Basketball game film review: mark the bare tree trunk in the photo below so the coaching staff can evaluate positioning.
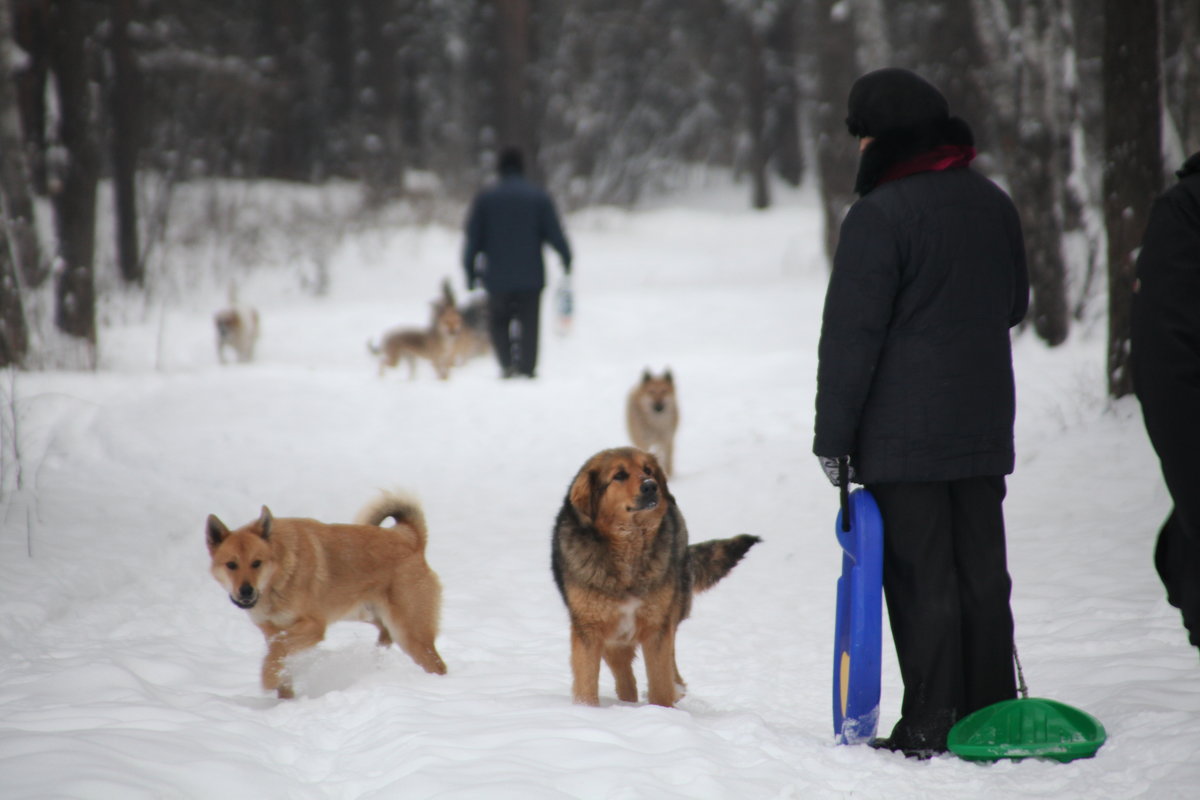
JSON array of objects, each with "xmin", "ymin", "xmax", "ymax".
[
  {"xmin": 812, "ymin": 0, "xmax": 860, "ymax": 264},
  {"xmin": 0, "ymin": 0, "xmax": 42, "ymax": 297},
  {"xmin": 256, "ymin": 0, "xmax": 312, "ymax": 180},
  {"xmin": 7, "ymin": 0, "xmax": 46, "ymax": 287},
  {"xmin": 766, "ymin": 0, "xmax": 803, "ymax": 187},
  {"xmin": 324, "ymin": 1, "xmax": 353, "ymax": 127},
  {"xmin": 1010, "ymin": 0, "xmax": 1069, "ymax": 346},
  {"xmin": 48, "ymin": 0, "xmax": 99, "ymax": 353},
  {"xmin": 745, "ymin": 18, "xmax": 770, "ymax": 209},
  {"xmin": 395, "ymin": 0, "xmax": 427, "ymax": 168},
  {"xmin": 360, "ymin": 0, "xmax": 405, "ymax": 203},
  {"xmin": 1163, "ymin": 0, "xmax": 1200, "ymax": 157},
  {"xmin": 494, "ymin": 0, "xmax": 534, "ymax": 167},
  {"xmin": 1103, "ymin": 0, "xmax": 1162, "ymax": 398},
  {"xmin": 0, "ymin": 0, "xmax": 29, "ymax": 366},
  {"xmin": 11, "ymin": 0, "xmax": 50, "ymax": 197},
  {"xmin": 109, "ymin": 0, "xmax": 141, "ymax": 286}
]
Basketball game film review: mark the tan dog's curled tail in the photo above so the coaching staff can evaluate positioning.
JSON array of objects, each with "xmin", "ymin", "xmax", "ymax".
[
  {"xmin": 688, "ymin": 534, "xmax": 761, "ymax": 593},
  {"xmin": 354, "ymin": 490, "xmax": 428, "ymax": 548}
]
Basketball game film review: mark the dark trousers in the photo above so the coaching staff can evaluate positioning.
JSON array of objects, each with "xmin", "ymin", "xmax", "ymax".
[
  {"xmin": 1134, "ymin": 311, "xmax": 1200, "ymax": 649},
  {"xmin": 487, "ymin": 290, "xmax": 541, "ymax": 377},
  {"xmin": 867, "ymin": 476, "xmax": 1017, "ymax": 751},
  {"xmin": 1154, "ymin": 512, "xmax": 1200, "ymax": 648}
]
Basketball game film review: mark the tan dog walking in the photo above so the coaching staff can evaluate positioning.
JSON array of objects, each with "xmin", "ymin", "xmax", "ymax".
[{"xmin": 206, "ymin": 492, "xmax": 446, "ymax": 698}]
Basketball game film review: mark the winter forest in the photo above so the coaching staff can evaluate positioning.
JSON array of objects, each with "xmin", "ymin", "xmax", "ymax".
[{"xmin": 0, "ymin": 0, "xmax": 1197, "ymax": 379}]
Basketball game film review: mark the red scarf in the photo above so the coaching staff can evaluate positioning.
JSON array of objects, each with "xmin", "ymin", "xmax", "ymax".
[{"xmin": 878, "ymin": 144, "xmax": 976, "ymax": 186}]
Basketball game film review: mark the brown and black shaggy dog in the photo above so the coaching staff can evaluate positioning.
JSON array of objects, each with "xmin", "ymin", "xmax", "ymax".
[{"xmin": 551, "ymin": 447, "xmax": 760, "ymax": 707}]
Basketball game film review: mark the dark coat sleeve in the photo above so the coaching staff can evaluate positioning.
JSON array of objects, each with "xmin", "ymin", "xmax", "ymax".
[
  {"xmin": 813, "ymin": 200, "xmax": 898, "ymax": 458},
  {"xmin": 540, "ymin": 194, "xmax": 572, "ymax": 271},
  {"xmin": 1005, "ymin": 203, "xmax": 1030, "ymax": 327},
  {"xmin": 463, "ymin": 195, "xmax": 484, "ymax": 288}
]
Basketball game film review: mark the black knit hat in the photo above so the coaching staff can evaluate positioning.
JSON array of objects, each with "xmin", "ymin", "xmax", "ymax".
[
  {"xmin": 845, "ymin": 68, "xmax": 949, "ymax": 138},
  {"xmin": 498, "ymin": 146, "xmax": 524, "ymax": 175}
]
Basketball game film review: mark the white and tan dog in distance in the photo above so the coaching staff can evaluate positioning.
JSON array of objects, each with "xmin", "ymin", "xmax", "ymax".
[
  {"xmin": 626, "ymin": 369, "xmax": 680, "ymax": 477},
  {"xmin": 213, "ymin": 306, "xmax": 260, "ymax": 364},
  {"xmin": 206, "ymin": 491, "xmax": 447, "ymax": 698}
]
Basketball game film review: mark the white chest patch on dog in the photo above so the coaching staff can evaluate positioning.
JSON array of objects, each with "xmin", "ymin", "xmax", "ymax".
[{"xmin": 609, "ymin": 597, "xmax": 643, "ymax": 644}]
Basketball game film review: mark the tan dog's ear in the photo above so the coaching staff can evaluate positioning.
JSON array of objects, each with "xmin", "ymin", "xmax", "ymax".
[
  {"xmin": 206, "ymin": 514, "xmax": 229, "ymax": 554},
  {"xmin": 569, "ymin": 468, "xmax": 601, "ymax": 526},
  {"xmin": 663, "ymin": 369, "xmax": 673, "ymax": 384},
  {"xmin": 641, "ymin": 368, "xmax": 652, "ymax": 383},
  {"xmin": 257, "ymin": 506, "xmax": 273, "ymax": 540}
]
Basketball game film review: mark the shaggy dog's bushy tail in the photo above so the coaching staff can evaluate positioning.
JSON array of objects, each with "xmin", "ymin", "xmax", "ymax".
[
  {"xmin": 688, "ymin": 534, "xmax": 761, "ymax": 593},
  {"xmin": 354, "ymin": 491, "xmax": 428, "ymax": 548}
]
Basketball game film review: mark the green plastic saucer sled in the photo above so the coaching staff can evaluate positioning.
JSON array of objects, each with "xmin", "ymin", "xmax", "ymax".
[
  {"xmin": 947, "ymin": 649, "xmax": 1107, "ymax": 763},
  {"xmin": 948, "ymin": 697, "xmax": 1106, "ymax": 762}
]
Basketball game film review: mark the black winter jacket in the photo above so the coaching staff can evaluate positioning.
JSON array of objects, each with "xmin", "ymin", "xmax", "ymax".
[
  {"xmin": 813, "ymin": 165, "xmax": 1029, "ymax": 484},
  {"xmin": 463, "ymin": 174, "xmax": 572, "ymax": 293},
  {"xmin": 1131, "ymin": 153, "xmax": 1200, "ymax": 502}
]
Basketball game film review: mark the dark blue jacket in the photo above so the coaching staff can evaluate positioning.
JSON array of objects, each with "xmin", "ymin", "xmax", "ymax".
[
  {"xmin": 813, "ymin": 166, "xmax": 1029, "ymax": 484},
  {"xmin": 463, "ymin": 173, "xmax": 572, "ymax": 293}
]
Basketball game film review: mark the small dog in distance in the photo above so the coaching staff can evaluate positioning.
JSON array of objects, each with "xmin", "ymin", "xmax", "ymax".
[{"xmin": 627, "ymin": 369, "xmax": 680, "ymax": 477}]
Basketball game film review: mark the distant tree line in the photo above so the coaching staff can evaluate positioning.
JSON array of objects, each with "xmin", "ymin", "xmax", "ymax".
[{"xmin": 0, "ymin": 0, "xmax": 1195, "ymax": 398}]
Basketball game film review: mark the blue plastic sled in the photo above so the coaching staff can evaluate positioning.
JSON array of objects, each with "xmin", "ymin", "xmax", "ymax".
[{"xmin": 832, "ymin": 486, "xmax": 883, "ymax": 745}]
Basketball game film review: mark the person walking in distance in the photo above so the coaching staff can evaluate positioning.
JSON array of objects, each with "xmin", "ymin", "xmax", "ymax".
[
  {"xmin": 463, "ymin": 146, "xmax": 572, "ymax": 379},
  {"xmin": 813, "ymin": 68, "xmax": 1030, "ymax": 757}
]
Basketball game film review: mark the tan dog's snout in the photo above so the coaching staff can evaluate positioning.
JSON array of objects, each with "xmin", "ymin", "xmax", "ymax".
[{"xmin": 232, "ymin": 582, "xmax": 258, "ymax": 609}]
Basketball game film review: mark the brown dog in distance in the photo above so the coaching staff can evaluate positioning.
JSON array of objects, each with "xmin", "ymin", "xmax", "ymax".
[
  {"xmin": 206, "ymin": 492, "xmax": 447, "ymax": 698},
  {"xmin": 369, "ymin": 297, "xmax": 464, "ymax": 380},
  {"xmin": 551, "ymin": 447, "xmax": 759, "ymax": 707}
]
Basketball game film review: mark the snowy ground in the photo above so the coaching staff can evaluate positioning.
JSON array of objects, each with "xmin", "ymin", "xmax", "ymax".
[{"xmin": 2, "ymin": 180, "xmax": 1198, "ymax": 799}]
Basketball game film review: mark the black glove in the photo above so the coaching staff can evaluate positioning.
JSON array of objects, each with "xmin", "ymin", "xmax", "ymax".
[{"xmin": 817, "ymin": 455, "xmax": 856, "ymax": 487}]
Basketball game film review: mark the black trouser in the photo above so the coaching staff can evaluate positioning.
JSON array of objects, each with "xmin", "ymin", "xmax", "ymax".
[
  {"xmin": 487, "ymin": 290, "xmax": 541, "ymax": 377},
  {"xmin": 1142, "ymin": 377, "xmax": 1200, "ymax": 648},
  {"xmin": 867, "ymin": 476, "xmax": 1017, "ymax": 751},
  {"xmin": 1154, "ymin": 511, "xmax": 1200, "ymax": 647},
  {"xmin": 1134, "ymin": 302, "xmax": 1200, "ymax": 650}
]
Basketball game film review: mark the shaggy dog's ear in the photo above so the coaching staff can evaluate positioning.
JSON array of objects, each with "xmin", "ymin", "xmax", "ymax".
[
  {"xmin": 257, "ymin": 506, "xmax": 273, "ymax": 540},
  {"xmin": 206, "ymin": 515, "xmax": 229, "ymax": 553},
  {"xmin": 641, "ymin": 368, "xmax": 652, "ymax": 383},
  {"xmin": 663, "ymin": 369, "xmax": 673, "ymax": 384},
  {"xmin": 569, "ymin": 468, "xmax": 601, "ymax": 526}
]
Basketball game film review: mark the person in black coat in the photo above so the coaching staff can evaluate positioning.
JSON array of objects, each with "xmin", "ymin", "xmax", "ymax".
[
  {"xmin": 1132, "ymin": 151, "xmax": 1200, "ymax": 653},
  {"xmin": 813, "ymin": 68, "xmax": 1030, "ymax": 757},
  {"xmin": 463, "ymin": 147, "xmax": 572, "ymax": 378}
]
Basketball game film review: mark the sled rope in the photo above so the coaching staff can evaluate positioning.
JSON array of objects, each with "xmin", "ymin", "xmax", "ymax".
[{"xmin": 1013, "ymin": 644, "xmax": 1029, "ymax": 700}]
